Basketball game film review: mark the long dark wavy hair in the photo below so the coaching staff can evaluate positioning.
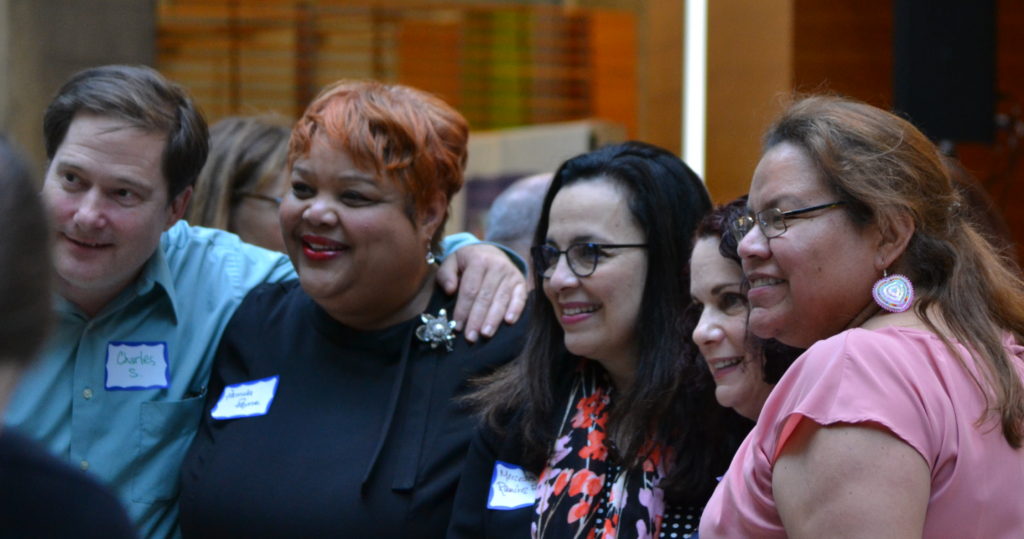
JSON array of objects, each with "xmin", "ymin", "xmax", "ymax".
[{"xmin": 469, "ymin": 141, "xmax": 749, "ymax": 504}]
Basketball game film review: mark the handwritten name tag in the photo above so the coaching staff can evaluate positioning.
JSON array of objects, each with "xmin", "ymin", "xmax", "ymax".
[
  {"xmin": 105, "ymin": 342, "xmax": 169, "ymax": 390},
  {"xmin": 210, "ymin": 376, "xmax": 279, "ymax": 420},
  {"xmin": 487, "ymin": 461, "xmax": 537, "ymax": 510}
]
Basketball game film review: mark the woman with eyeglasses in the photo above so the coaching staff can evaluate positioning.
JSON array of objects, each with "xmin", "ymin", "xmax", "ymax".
[
  {"xmin": 448, "ymin": 141, "xmax": 749, "ymax": 539},
  {"xmin": 700, "ymin": 96, "xmax": 1024, "ymax": 537},
  {"xmin": 187, "ymin": 115, "xmax": 292, "ymax": 251}
]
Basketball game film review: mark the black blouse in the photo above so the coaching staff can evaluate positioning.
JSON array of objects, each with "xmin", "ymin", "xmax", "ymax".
[{"xmin": 180, "ymin": 280, "xmax": 527, "ymax": 537}]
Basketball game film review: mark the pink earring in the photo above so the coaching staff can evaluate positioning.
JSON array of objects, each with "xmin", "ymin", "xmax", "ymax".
[{"xmin": 872, "ymin": 269, "xmax": 914, "ymax": 313}]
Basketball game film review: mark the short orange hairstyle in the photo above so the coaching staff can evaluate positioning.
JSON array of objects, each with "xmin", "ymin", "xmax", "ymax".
[{"xmin": 288, "ymin": 80, "xmax": 468, "ymax": 244}]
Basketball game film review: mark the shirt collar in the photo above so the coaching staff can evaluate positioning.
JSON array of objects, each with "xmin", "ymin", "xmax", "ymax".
[
  {"xmin": 55, "ymin": 245, "xmax": 180, "ymax": 323},
  {"xmin": 134, "ymin": 244, "xmax": 180, "ymax": 323}
]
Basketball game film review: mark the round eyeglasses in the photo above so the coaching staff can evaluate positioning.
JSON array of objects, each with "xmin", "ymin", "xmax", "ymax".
[
  {"xmin": 531, "ymin": 242, "xmax": 647, "ymax": 279},
  {"xmin": 729, "ymin": 201, "xmax": 846, "ymax": 242}
]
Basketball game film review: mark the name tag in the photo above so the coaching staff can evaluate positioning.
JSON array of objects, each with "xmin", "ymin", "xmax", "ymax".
[
  {"xmin": 105, "ymin": 342, "xmax": 169, "ymax": 390},
  {"xmin": 211, "ymin": 376, "xmax": 279, "ymax": 420},
  {"xmin": 487, "ymin": 461, "xmax": 537, "ymax": 510}
]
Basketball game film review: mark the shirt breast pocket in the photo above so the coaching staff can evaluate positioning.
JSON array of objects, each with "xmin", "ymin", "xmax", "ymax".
[{"xmin": 132, "ymin": 391, "xmax": 207, "ymax": 503}]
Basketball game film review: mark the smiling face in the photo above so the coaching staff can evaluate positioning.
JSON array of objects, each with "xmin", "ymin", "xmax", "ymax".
[
  {"xmin": 542, "ymin": 177, "xmax": 647, "ymax": 387},
  {"xmin": 690, "ymin": 237, "xmax": 772, "ymax": 420},
  {"xmin": 279, "ymin": 134, "xmax": 443, "ymax": 329},
  {"xmin": 43, "ymin": 113, "xmax": 190, "ymax": 316},
  {"xmin": 738, "ymin": 142, "xmax": 881, "ymax": 348}
]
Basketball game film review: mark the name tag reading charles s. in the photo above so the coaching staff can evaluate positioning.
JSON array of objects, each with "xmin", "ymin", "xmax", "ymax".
[
  {"xmin": 105, "ymin": 342, "xmax": 170, "ymax": 390},
  {"xmin": 486, "ymin": 461, "xmax": 538, "ymax": 510},
  {"xmin": 210, "ymin": 376, "xmax": 280, "ymax": 420}
]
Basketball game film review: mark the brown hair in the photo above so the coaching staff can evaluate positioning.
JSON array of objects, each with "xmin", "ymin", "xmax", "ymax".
[
  {"xmin": 43, "ymin": 65, "xmax": 209, "ymax": 199},
  {"xmin": 765, "ymin": 95, "xmax": 1024, "ymax": 446},
  {"xmin": 288, "ymin": 80, "xmax": 468, "ymax": 251},
  {"xmin": 188, "ymin": 115, "xmax": 291, "ymax": 230}
]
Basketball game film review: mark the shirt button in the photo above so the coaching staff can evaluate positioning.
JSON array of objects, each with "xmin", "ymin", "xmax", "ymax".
[
  {"xmin": 82, "ymin": 388, "xmax": 93, "ymax": 399},
  {"xmin": 80, "ymin": 460, "xmax": 89, "ymax": 471}
]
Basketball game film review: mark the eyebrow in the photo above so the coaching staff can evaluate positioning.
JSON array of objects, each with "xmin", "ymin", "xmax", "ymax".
[
  {"xmin": 710, "ymin": 281, "xmax": 742, "ymax": 296},
  {"xmin": 291, "ymin": 165, "xmax": 377, "ymax": 185},
  {"xmin": 54, "ymin": 160, "xmax": 154, "ymax": 195},
  {"xmin": 545, "ymin": 234, "xmax": 602, "ymax": 247}
]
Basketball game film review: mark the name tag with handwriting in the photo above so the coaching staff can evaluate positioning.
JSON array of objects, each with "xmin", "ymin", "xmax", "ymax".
[
  {"xmin": 105, "ymin": 342, "xmax": 169, "ymax": 390},
  {"xmin": 211, "ymin": 376, "xmax": 279, "ymax": 420},
  {"xmin": 487, "ymin": 461, "xmax": 537, "ymax": 510}
]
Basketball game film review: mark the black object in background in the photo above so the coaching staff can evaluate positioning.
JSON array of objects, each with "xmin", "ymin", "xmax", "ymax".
[{"xmin": 893, "ymin": 0, "xmax": 996, "ymax": 143}]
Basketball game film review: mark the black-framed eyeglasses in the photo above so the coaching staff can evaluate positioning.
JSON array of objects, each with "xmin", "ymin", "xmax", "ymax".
[
  {"xmin": 237, "ymin": 192, "xmax": 282, "ymax": 207},
  {"xmin": 729, "ymin": 201, "xmax": 846, "ymax": 242},
  {"xmin": 531, "ymin": 242, "xmax": 647, "ymax": 279}
]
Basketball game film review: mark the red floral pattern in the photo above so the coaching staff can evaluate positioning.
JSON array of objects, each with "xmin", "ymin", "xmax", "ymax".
[{"xmin": 532, "ymin": 362, "xmax": 669, "ymax": 539}]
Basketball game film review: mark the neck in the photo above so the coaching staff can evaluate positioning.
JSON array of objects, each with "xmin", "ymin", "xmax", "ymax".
[
  {"xmin": 596, "ymin": 353, "xmax": 636, "ymax": 393},
  {"xmin": 58, "ymin": 278, "xmax": 131, "ymax": 319},
  {"xmin": 324, "ymin": 267, "xmax": 438, "ymax": 331}
]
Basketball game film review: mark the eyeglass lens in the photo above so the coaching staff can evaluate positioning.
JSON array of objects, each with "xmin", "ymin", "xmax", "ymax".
[{"xmin": 535, "ymin": 244, "xmax": 599, "ymax": 278}]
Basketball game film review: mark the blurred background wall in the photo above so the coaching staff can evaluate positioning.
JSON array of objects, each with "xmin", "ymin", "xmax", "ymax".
[{"xmin": 1, "ymin": 0, "xmax": 1021, "ymax": 256}]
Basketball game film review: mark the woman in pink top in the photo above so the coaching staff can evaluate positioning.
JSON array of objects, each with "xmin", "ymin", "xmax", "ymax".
[{"xmin": 700, "ymin": 95, "xmax": 1024, "ymax": 537}]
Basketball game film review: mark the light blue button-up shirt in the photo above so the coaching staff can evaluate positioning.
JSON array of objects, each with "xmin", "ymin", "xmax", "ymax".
[
  {"xmin": 6, "ymin": 222, "xmax": 295, "ymax": 537},
  {"xmin": 4, "ymin": 221, "xmax": 490, "ymax": 538}
]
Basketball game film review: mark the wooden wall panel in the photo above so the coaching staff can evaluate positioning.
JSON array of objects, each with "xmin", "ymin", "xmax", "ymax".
[
  {"xmin": 705, "ymin": 0, "xmax": 793, "ymax": 203},
  {"xmin": 792, "ymin": 0, "xmax": 892, "ymax": 107}
]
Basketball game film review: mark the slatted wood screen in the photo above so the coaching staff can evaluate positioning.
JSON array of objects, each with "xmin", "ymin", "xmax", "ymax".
[{"xmin": 156, "ymin": 0, "xmax": 636, "ymax": 134}]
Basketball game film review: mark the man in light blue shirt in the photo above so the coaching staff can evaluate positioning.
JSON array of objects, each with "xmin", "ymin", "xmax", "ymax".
[{"xmin": 5, "ymin": 65, "xmax": 525, "ymax": 538}]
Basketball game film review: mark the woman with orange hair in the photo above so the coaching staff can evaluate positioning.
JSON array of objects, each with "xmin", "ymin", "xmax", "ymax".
[{"xmin": 179, "ymin": 80, "xmax": 528, "ymax": 537}]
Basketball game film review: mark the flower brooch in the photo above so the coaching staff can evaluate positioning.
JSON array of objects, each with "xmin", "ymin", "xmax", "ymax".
[{"xmin": 416, "ymin": 308, "xmax": 457, "ymax": 352}]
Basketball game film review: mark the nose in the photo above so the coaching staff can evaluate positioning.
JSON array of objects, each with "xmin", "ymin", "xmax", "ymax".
[
  {"xmin": 302, "ymin": 197, "xmax": 339, "ymax": 228},
  {"xmin": 692, "ymin": 310, "xmax": 724, "ymax": 351},
  {"xmin": 736, "ymin": 223, "xmax": 770, "ymax": 261},
  {"xmin": 546, "ymin": 253, "xmax": 579, "ymax": 290},
  {"xmin": 72, "ymin": 189, "xmax": 108, "ymax": 230}
]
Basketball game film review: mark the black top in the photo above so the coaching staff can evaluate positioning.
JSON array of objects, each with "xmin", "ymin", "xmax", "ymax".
[
  {"xmin": 0, "ymin": 429, "xmax": 136, "ymax": 538},
  {"xmin": 179, "ymin": 280, "xmax": 527, "ymax": 538}
]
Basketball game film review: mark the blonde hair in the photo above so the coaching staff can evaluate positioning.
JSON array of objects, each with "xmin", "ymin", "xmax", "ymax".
[{"xmin": 187, "ymin": 115, "xmax": 291, "ymax": 230}]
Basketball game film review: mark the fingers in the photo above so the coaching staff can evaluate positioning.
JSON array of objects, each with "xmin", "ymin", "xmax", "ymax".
[
  {"xmin": 435, "ymin": 254, "xmax": 460, "ymax": 294},
  {"xmin": 464, "ymin": 265, "xmax": 509, "ymax": 342},
  {"xmin": 451, "ymin": 257, "xmax": 484, "ymax": 337},
  {"xmin": 504, "ymin": 282, "xmax": 527, "ymax": 324}
]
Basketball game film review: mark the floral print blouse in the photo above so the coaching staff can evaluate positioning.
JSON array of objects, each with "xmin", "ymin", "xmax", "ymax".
[{"xmin": 532, "ymin": 362, "xmax": 699, "ymax": 539}]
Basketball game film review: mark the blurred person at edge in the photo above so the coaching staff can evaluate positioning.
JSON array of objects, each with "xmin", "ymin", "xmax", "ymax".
[
  {"xmin": 700, "ymin": 95, "xmax": 1024, "ymax": 538},
  {"xmin": 448, "ymin": 142, "xmax": 750, "ymax": 539},
  {"xmin": 4, "ymin": 64, "xmax": 525, "ymax": 538},
  {"xmin": 0, "ymin": 136, "xmax": 135, "ymax": 538},
  {"xmin": 186, "ymin": 115, "xmax": 291, "ymax": 252},
  {"xmin": 690, "ymin": 196, "xmax": 804, "ymax": 421},
  {"xmin": 485, "ymin": 172, "xmax": 554, "ymax": 286},
  {"xmin": 179, "ymin": 80, "xmax": 530, "ymax": 537}
]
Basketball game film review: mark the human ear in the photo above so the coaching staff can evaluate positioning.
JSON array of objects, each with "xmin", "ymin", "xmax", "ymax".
[
  {"xmin": 166, "ymin": 186, "xmax": 193, "ymax": 229},
  {"xmin": 874, "ymin": 211, "xmax": 915, "ymax": 270},
  {"xmin": 418, "ymin": 193, "xmax": 448, "ymax": 241}
]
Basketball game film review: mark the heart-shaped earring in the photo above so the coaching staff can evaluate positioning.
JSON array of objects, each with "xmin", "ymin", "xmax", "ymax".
[{"xmin": 872, "ymin": 270, "xmax": 914, "ymax": 313}]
